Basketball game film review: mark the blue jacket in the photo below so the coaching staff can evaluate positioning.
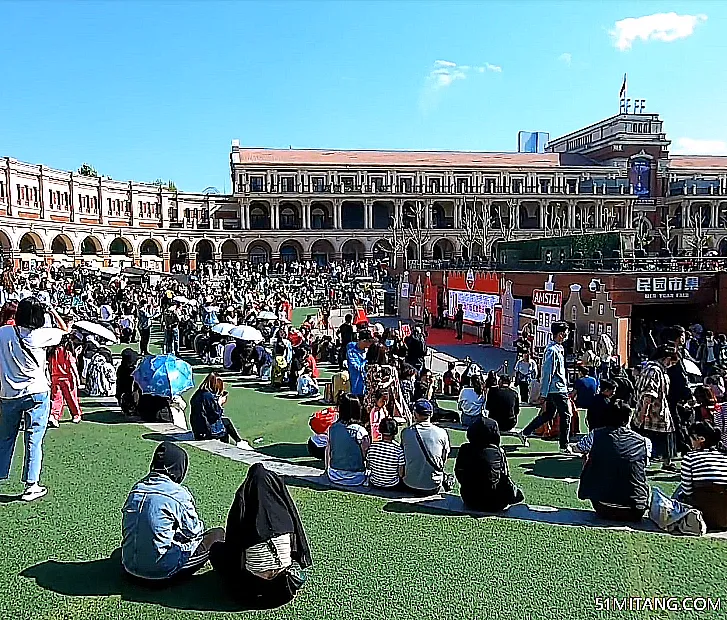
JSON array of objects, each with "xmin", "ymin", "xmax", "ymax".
[
  {"xmin": 540, "ymin": 341, "xmax": 568, "ymax": 397},
  {"xmin": 346, "ymin": 341, "xmax": 367, "ymax": 396},
  {"xmin": 190, "ymin": 389, "xmax": 225, "ymax": 439},
  {"xmin": 121, "ymin": 473, "xmax": 204, "ymax": 579}
]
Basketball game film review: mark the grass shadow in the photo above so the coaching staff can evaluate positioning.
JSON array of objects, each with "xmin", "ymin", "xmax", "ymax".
[
  {"xmin": 81, "ymin": 410, "xmax": 130, "ymax": 424},
  {"xmin": 257, "ymin": 442, "xmax": 311, "ymax": 459},
  {"xmin": 519, "ymin": 456, "xmax": 584, "ymax": 480},
  {"xmin": 142, "ymin": 431, "xmax": 195, "ymax": 443},
  {"xmin": 20, "ymin": 549, "xmax": 274, "ymax": 612},
  {"xmin": 0, "ymin": 494, "xmax": 24, "ymax": 504}
]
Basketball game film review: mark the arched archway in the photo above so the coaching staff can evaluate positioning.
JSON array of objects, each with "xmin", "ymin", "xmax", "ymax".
[
  {"xmin": 432, "ymin": 238, "xmax": 455, "ymax": 260},
  {"xmin": 250, "ymin": 202, "xmax": 271, "ymax": 230},
  {"xmin": 372, "ymin": 239, "xmax": 392, "ymax": 260},
  {"xmin": 279, "ymin": 202, "xmax": 302, "ymax": 230},
  {"xmin": 221, "ymin": 240, "xmax": 240, "ymax": 261},
  {"xmin": 140, "ymin": 238, "xmax": 162, "ymax": 257},
  {"xmin": 311, "ymin": 203, "xmax": 331, "ymax": 229},
  {"xmin": 406, "ymin": 241, "xmax": 417, "ymax": 262},
  {"xmin": 247, "ymin": 240, "xmax": 271, "ymax": 264},
  {"xmin": 342, "ymin": 239, "xmax": 366, "ymax": 262},
  {"xmin": 169, "ymin": 239, "xmax": 189, "ymax": 268},
  {"xmin": 20, "ymin": 232, "xmax": 44, "ymax": 254},
  {"xmin": 432, "ymin": 204, "xmax": 446, "ymax": 229},
  {"xmin": 51, "ymin": 234, "xmax": 73, "ymax": 255},
  {"xmin": 310, "ymin": 239, "xmax": 335, "ymax": 266},
  {"xmin": 372, "ymin": 202, "xmax": 392, "ymax": 229},
  {"xmin": 195, "ymin": 239, "xmax": 214, "ymax": 264},
  {"xmin": 109, "ymin": 237, "xmax": 132, "ymax": 257},
  {"xmin": 279, "ymin": 240, "xmax": 303, "ymax": 263},
  {"xmin": 81, "ymin": 236, "xmax": 102, "ymax": 255},
  {"xmin": 0, "ymin": 231, "xmax": 11, "ymax": 268},
  {"xmin": 342, "ymin": 201, "xmax": 364, "ymax": 229}
]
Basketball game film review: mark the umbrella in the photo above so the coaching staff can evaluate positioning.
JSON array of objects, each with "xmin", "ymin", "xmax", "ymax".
[
  {"xmin": 73, "ymin": 320, "xmax": 118, "ymax": 344},
  {"xmin": 173, "ymin": 295, "xmax": 197, "ymax": 306},
  {"xmin": 211, "ymin": 323, "xmax": 236, "ymax": 336},
  {"xmin": 132, "ymin": 354, "xmax": 194, "ymax": 397},
  {"xmin": 683, "ymin": 359, "xmax": 702, "ymax": 377},
  {"xmin": 229, "ymin": 325, "xmax": 264, "ymax": 341},
  {"xmin": 257, "ymin": 310, "xmax": 278, "ymax": 321}
]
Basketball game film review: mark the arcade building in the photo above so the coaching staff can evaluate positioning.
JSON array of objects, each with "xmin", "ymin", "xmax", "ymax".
[{"xmin": 2, "ymin": 109, "xmax": 727, "ymax": 273}]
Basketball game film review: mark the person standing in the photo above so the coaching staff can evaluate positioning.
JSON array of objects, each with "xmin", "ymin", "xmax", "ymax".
[
  {"xmin": 0, "ymin": 298, "xmax": 68, "ymax": 501},
  {"xmin": 346, "ymin": 330, "xmax": 373, "ymax": 398},
  {"xmin": 513, "ymin": 351, "xmax": 538, "ymax": 404},
  {"xmin": 521, "ymin": 321, "xmax": 573, "ymax": 454},
  {"xmin": 47, "ymin": 335, "xmax": 82, "ymax": 427},
  {"xmin": 163, "ymin": 303, "xmax": 181, "ymax": 356},
  {"xmin": 137, "ymin": 300, "xmax": 157, "ymax": 356},
  {"xmin": 454, "ymin": 304, "xmax": 464, "ymax": 341},
  {"xmin": 482, "ymin": 307, "xmax": 493, "ymax": 345}
]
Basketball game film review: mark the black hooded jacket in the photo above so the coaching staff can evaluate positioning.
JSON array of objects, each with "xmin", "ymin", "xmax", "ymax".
[{"xmin": 454, "ymin": 418, "xmax": 524, "ymax": 512}]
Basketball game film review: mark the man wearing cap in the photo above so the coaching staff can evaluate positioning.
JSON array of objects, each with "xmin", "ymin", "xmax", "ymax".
[{"xmin": 401, "ymin": 399, "xmax": 451, "ymax": 494}]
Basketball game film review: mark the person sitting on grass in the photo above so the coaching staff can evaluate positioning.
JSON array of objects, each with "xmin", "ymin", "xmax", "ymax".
[
  {"xmin": 296, "ymin": 365, "xmax": 319, "ymax": 398},
  {"xmin": 366, "ymin": 417, "xmax": 405, "ymax": 489},
  {"xmin": 442, "ymin": 362, "xmax": 461, "ymax": 396},
  {"xmin": 485, "ymin": 375, "xmax": 520, "ymax": 434},
  {"xmin": 190, "ymin": 372, "xmax": 249, "ymax": 449},
  {"xmin": 577, "ymin": 400, "xmax": 651, "ymax": 522},
  {"xmin": 210, "ymin": 463, "xmax": 312, "ymax": 609},
  {"xmin": 368, "ymin": 389, "xmax": 389, "ymax": 442},
  {"xmin": 571, "ymin": 365, "xmax": 598, "ymax": 412},
  {"xmin": 401, "ymin": 399, "xmax": 451, "ymax": 495},
  {"xmin": 325, "ymin": 393, "xmax": 370, "ymax": 486},
  {"xmin": 116, "ymin": 348, "xmax": 140, "ymax": 416},
  {"xmin": 455, "ymin": 417, "xmax": 524, "ymax": 512},
  {"xmin": 674, "ymin": 421, "xmax": 727, "ymax": 530},
  {"xmin": 308, "ymin": 405, "xmax": 338, "ymax": 460},
  {"xmin": 458, "ymin": 374, "xmax": 486, "ymax": 428},
  {"xmin": 121, "ymin": 442, "xmax": 225, "ymax": 583},
  {"xmin": 586, "ymin": 378, "xmax": 615, "ymax": 431}
]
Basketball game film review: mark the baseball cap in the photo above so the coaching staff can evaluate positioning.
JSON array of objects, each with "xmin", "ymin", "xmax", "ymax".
[{"xmin": 413, "ymin": 399, "xmax": 433, "ymax": 417}]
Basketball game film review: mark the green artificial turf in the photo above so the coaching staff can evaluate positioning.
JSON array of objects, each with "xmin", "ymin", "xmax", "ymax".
[{"xmin": 1, "ymin": 315, "xmax": 724, "ymax": 619}]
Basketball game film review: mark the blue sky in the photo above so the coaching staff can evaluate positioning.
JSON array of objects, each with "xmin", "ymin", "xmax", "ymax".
[{"xmin": 1, "ymin": 1, "xmax": 725, "ymax": 192}]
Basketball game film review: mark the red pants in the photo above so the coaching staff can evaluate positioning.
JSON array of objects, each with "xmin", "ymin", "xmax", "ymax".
[{"xmin": 50, "ymin": 377, "xmax": 82, "ymax": 421}]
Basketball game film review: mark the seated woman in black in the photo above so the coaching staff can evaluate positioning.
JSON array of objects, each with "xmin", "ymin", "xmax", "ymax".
[
  {"xmin": 190, "ymin": 373, "xmax": 247, "ymax": 449},
  {"xmin": 455, "ymin": 417, "xmax": 524, "ymax": 512},
  {"xmin": 116, "ymin": 348, "xmax": 141, "ymax": 416},
  {"xmin": 578, "ymin": 400, "xmax": 650, "ymax": 522},
  {"xmin": 210, "ymin": 463, "xmax": 313, "ymax": 609}
]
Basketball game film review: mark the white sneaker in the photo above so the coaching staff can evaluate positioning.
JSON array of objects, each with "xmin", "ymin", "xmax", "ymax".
[
  {"xmin": 21, "ymin": 484, "xmax": 48, "ymax": 502},
  {"xmin": 47, "ymin": 417, "xmax": 59, "ymax": 429},
  {"xmin": 236, "ymin": 440, "xmax": 253, "ymax": 451},
  {"xmin": 559, "ymin": 446, "xmax": 575, "ymax": 456}
]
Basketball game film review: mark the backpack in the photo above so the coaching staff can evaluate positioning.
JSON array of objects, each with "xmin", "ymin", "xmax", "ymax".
[
  {"xmin": 534, "ymin": 398, "xmax": 580, "ymax": 438},
  {"xmin": 310, "ymin": 407, "xmax": 337, "ymax": 435}
]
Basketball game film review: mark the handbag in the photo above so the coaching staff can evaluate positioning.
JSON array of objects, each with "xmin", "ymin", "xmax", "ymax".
[{"xmin": 649, "ymin": 487, "xmax": 706, "ymax": 536}]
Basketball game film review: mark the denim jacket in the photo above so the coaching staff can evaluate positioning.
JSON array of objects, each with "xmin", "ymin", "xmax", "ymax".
[
  {"xmin": 121, "ymin": 473, "xmax": 204, "ymax": 579},
  {"xmin": 539, "ymin": 341, "xmax": 568, "ymax": 397}
]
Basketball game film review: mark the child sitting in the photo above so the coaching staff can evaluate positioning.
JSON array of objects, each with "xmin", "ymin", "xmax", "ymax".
[
  {"xmin": 297, "ymin": 367, "xmax": 319, "ymax": 398},
  {"xmin": 368, "ymin": 390, "xmax": 389, "ymax": 442},
  {"xmin": 366, "ymin": 417, "xmax": 405, "ymax": 489}
]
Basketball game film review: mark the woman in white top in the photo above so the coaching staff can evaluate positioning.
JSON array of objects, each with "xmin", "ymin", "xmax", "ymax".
[
  {"xmin": 0, "ymin": 297, "xmax": 68, "ymax": 501},
  {"xmin": 458, "ymin": 375, "xmax": 486, "ymax": 428}
]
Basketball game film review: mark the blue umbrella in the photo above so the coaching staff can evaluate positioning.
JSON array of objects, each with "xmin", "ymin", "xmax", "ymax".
[{"xmin": 132, "ymin": 354, "xmax": 195, "ymax": 397}]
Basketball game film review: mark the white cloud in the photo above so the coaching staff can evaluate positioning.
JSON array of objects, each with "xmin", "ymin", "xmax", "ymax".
[
  {"xmin": 558, "ymin": 52, "xmax": 572, "ymax": 65},
  {"xmin": 425, "ymin": 59, "xmax": 501, "ymax": 91},
  {"xmin": 672, "ymin": 138, "xmax": 727, "ymax": 156},
  {"xmin": 610, "ymin": 12, "xmax": 707, "ymax": 51},
  {"xmin": 421, "ymin": 59, "xmax": 502, "ymax": 113}
]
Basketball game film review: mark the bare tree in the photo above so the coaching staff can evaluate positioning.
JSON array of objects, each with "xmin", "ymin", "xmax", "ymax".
[
  {"xmin": 544, "ymin": 202, "xmax": 565, "ymax": 237},
  {"xmin": 497, "ymin": 199, "xmax": 518, "ymax": 242},
  {"xmin": 633, "ymin": 212, "xmax": 651, "ymax": 251},
  {"xmin": 601, "ymin": 204, "xmax": 620, "ymax": 231},
  {"xmin": 387, "ymin": 206, "xmax": 407, "ymax": 269},
  {"xmin": 473, "ymin": 200, "xmax": 491, "ymax": 260},
  {"xmin": 655, "ymin": 206, "xmax": 676, "ymax": 254},
  {"xmin": 683, "ymin": 206, "xmax": 713, "ymax": 258},
  {"xmin": 403, "ymin": 200, "xmax": 430, "ymax": 269},
  {"xmin": 456, "ymin": 196, "xmax": 479, "ymax": 262}
]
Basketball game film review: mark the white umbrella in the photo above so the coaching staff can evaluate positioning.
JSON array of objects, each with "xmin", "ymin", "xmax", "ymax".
[
  {"xmin": 173, "ymin": 295, "xmax": 197, "ymax": 305},
  {"xmin": 229, "ymin": 325, "xmax": 264, "ymax": 341},
  {"xmin": 683, "ymin": 359, "xmax": 702, "ymax": 377},
  {"xmin": 211, "ymin": 322, "xmax": 236, "ymax": 336},
  {"xmin": 257, "ymin": 310, "xmax": 278, "ymax": 321},
  {"xmin": 73, "ymin": 320, "xmax": 119, "ymax": 344}
]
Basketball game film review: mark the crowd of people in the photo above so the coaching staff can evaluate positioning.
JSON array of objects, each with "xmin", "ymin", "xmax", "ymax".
[{"xmin": 2, "ymin": 256, "xmax": 727, "ymax": 606}]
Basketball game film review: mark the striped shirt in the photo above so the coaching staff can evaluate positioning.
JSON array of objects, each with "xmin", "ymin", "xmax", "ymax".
[
  {"xmin": 245, "ymin": 533, "xmax": 292, "ymax": 578},
  {"xmin": 680, "ymin": 449, "xmax": 727, "ymax": 497},
  {"xmin": 366, "ymin": 441, "xmax": 405, "ymax": 488},
  {"xmin": 714, "ymin": 403, "xmax": 727, "ymax": 452}
]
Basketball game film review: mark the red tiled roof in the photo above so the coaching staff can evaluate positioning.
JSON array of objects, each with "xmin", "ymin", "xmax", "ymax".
[
  {"xmin": 234, "ymin": 148, "xmax": 561, "ymax": 168},
  {"xmin": 670, "ymin": 155, "xmax": 727, "ymax": 169}
]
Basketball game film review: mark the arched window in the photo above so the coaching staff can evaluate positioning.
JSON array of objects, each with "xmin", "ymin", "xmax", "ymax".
[
  {"xmin": 280, "ymin": 206, "xmax": 300, "ymax": 230},
  {"xmin": 311, "ymin": 207, "xmax": 327, "ymax": 229}
]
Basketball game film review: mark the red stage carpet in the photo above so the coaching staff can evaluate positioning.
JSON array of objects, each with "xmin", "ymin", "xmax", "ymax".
[{"xmin": 424, "ymin": 327, "xmax": 479, "ymax": 347}]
